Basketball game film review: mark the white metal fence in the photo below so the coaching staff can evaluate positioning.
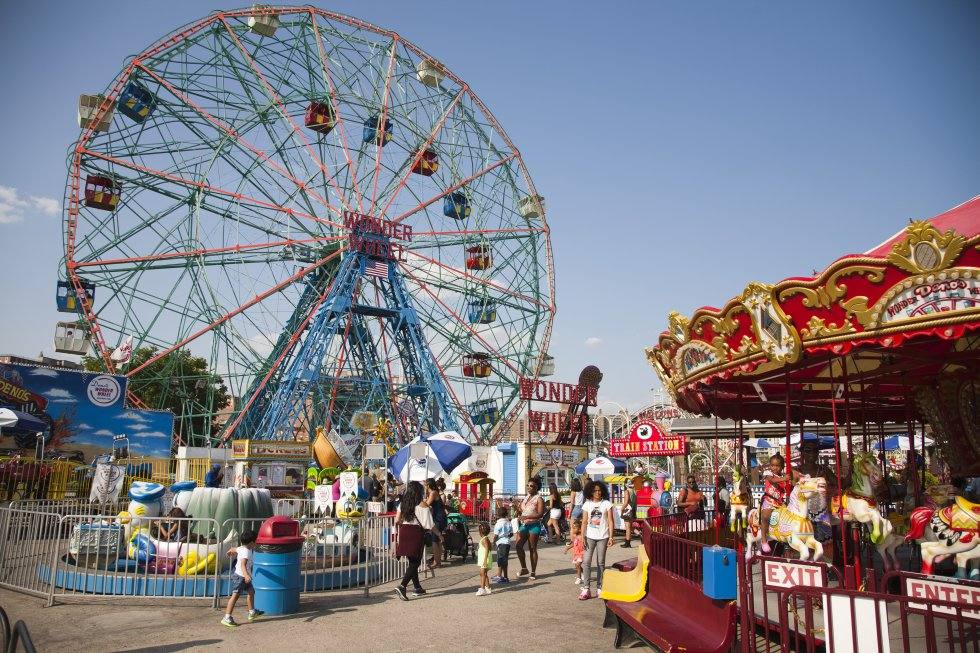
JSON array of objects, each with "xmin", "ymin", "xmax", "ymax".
[{"xmin": 0, "ymin": 505, "xmax": 407, "ymax": 606}]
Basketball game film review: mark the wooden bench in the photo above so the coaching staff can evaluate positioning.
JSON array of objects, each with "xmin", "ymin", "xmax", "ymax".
[{"xmin": 603, "ymin": 529, "xmax": 736, "ymax": 652}]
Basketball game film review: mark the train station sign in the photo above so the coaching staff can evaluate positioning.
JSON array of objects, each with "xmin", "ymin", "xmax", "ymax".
[{"xmin": 609, "ymin": 420, "xmax": 687, "ymax": 457}]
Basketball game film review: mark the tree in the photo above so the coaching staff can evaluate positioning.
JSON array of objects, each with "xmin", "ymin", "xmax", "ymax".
[{"xmin": 82, "ymin": 347, "xmax": 231, "ymax": 445}]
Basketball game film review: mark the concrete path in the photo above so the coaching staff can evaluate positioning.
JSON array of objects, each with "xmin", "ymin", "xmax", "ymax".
[{"xmin": 0, "ymin": 538, "xmax": 639, "ymax": 652}]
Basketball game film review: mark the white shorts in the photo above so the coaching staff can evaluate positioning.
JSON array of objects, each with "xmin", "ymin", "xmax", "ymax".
[{"xmin": 549, "ymin": 508, "xmax": 562, "ymax": 519}]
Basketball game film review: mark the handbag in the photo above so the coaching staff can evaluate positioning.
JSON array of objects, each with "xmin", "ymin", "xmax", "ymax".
[{"xmin": 395, "ymin": 522, "xmax": 424, "ymax": 558}]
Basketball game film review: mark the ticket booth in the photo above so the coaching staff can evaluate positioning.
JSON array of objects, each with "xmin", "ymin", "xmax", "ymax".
[
  {"xmin": 231, "ymin": 440, "xmax": 311, "ymax": 498},
  {"xmin": 453, "ymin": 471, "xmax": 494, "ymax": 518}
]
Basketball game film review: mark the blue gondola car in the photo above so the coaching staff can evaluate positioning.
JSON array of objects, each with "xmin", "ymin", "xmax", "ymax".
[
  {"xmin": 117, "ymin": 81, "xmax": 158, "ymax": 123},
  {"xmin": 362, "ymin": 114, "xmax": 393, "ymax": 145},
  {"xmin": 442, "ymin": 192, "xmax": 471, "ymax": 220},
  {"xmin": 467, "ymin": 299, "xmax": 496, "ymax": 325},
  {"xmin": 56, "ymin": 280, "xmax": 95, "ymax": 313},
  {"xmin": 469, "ymin": 399, "xmax": 500, "ymax": 427}
]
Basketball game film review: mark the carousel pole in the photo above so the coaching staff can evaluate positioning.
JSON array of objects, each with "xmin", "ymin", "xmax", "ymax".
[
  {"xmin": 713, "ymin": 409, "xmax": 720, "ymax": 545},
  {"xmin": 905, "ymin": 392, "xmax": 921, "ymax": 507},
  {"xmin": 842, "ymin": 356, "xmax": 854, "ymax": 472},
  {"xmin": 784, "ymin": 369, "xmax": 792, "ymax": 481},
  {"xmin": 829, "ymin": 357, "xmax": 850, "ymax": 585}
]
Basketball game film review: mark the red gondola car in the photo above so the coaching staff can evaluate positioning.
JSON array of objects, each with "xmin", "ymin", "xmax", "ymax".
[
  {"xmin": 84, "ymin": 175, "xmax": 120, "ymax": 211},
  {"xmin": 411, "ymin": 148, "xmax": 439, "ymax": 176},
  {"xmin": 461, "ymin": 352, "xmax": 492, "ymax": 378},
  {"xmin": 465, "ymin": 244, "xmax": 492, "ymax": 271},
  {"xmin": 305, "ymin": 101, "xmax": 336, "ymax": 134}
]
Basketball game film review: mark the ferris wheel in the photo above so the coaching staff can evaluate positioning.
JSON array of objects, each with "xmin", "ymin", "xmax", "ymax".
[{"xmin": 60, "ymin": 6, "xmax": 555, "ymax": 448}]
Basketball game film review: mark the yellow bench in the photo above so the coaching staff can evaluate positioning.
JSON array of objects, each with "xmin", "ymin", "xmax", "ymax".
[{"xmin": 599, "ymin": 544, "xmax": 649, "ymax": 603}]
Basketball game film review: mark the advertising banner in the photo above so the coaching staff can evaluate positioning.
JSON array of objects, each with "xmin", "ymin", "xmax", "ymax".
[{"xmin": 0, "ymin": 363, "xmax": 173, "ymax": 458}]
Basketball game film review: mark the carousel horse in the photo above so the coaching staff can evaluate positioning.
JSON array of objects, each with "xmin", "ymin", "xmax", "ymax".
[
  {"xmin": 906, "ymin": 495, "xmax": 980, "ymax": 579},
  {"xmin": 746, "ymin": 475, "xmax": 826, "ymax": 561},
  {"xmin": 828, "ymin": 451, "xmax": 893, "ymax": 545},
  {"xmin": 729, "ymin": 465, "xmax": 752, "ymax": 532}
]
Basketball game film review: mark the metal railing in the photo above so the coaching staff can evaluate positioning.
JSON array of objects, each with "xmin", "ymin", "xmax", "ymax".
[
  {"xmin": 0, "ymin": 503, "xmax": 408, "ymax": 605},
  {"xmin": 0, "ymin": 605, "xmax": 36, "ymax": 653}
]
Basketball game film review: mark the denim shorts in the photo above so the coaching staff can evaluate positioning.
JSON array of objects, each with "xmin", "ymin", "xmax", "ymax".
[
  {"xmin": 518, "ymin": 521, "xmax": 542, "ymax": 536},
  {"xmin": 496, "ymin": 543, "xmax": 510, "ymax": 567},
  {"xmin": 570, "ymin": 506, "xmax": 583, "ymax": 521},
  {"xmin": 230, "ymin": 574, "xmax": 252, "ymax": 594}
]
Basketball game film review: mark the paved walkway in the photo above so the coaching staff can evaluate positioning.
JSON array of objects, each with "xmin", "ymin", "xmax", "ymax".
[{"xmin": 0, "ymin": 538, "xmax": 638, "ymax": 652}]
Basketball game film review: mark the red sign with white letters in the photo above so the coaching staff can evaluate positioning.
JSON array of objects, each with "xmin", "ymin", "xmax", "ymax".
[
  {"xmin": 609, "ymin": 420, "xmax": 687, "ymax": 458},
  {"xmin": 762, "ymin": 559, "xmax": 827, "ymax": 590}
]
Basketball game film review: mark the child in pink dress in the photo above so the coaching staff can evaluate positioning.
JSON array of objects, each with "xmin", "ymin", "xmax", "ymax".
[{"xmin": 564, "ymin": 521, "xmax": 586, "ymax": 584}]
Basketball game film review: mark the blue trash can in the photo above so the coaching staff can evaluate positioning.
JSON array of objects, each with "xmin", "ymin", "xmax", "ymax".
[
  {"xmin": 702, "ymin": 545, "xmax": 737, "ymax": 600},
  {"xmin": 252, "ymin": 516, "xmax": 305, "ymax": 615}
]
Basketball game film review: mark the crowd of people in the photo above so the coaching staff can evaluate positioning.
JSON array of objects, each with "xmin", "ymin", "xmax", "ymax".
[{"xmin": 393, "ymin": 476, "xmax": 630, "ymax": 602}]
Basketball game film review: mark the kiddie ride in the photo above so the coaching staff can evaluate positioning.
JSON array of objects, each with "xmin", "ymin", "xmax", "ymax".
[{"xmin": 604, "ymin": 204, "xmax": 980, "ymax": 652}]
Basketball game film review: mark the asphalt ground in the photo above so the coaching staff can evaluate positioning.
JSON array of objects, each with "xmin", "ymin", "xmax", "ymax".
[{"xmin": 0, "ymin": 535, "xmax": 638, "ymax": 652}]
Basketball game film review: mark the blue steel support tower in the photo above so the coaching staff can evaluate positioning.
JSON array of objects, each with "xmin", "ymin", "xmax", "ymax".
[{"xmin": 239, "ymin": 214, "xmax": 459, "ymax": 448}]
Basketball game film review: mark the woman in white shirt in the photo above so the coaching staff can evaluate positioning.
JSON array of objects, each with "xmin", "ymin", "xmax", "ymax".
[{"xmin": 578, "ymin": 480, "xmax": 615, "ymax": 600}]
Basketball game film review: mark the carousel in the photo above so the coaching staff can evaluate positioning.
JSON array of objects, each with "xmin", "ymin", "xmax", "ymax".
[{"xmin": 601, "ymin": 197, "xmax": 980, "ymax": 653}]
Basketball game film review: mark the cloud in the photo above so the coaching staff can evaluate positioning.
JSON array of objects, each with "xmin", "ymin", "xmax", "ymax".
[
  {"xmin": 129, "ymin": 423, "xmax": 150, "ymax": 431},
  {"xmin": 76, "ymin": 423, "xmax": 92, "ymax": 430},
  {"xmin": 42, "ymin": 388, "xmax": 77, "ymax": 403},
  {"xmin": 29, "ymin": 368, "xmax": 59, "ymax": 377},
  {"xmin": 118, "ymin": 411, "xmax": 149, "ymax": 424},
  {"xmin": 585, "ymin": 337, "xmax": 603, "ymax": 348},
  {"xmin": 131, "ymin": 431, "xmax": 168, "ymax": 439},
  {"xmin": 0, "ymin": 185, "xmax": 59, "ymax": 224},
  {"xmin": 92, "ymin": 429, "xmax": 116, "ymax": 437}
]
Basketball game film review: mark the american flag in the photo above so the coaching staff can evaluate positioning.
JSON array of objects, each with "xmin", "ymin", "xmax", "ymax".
[{"xmin": 365, "ymin": 260, "xmax": 389, "ymax": 278}]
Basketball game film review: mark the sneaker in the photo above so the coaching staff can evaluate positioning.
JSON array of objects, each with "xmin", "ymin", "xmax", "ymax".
[
  {"xmin": 498, "ymin": 577, "xmax": 510, "ymax": 584},
  {"xmin": 475, "ymin": 587, "xmax": 487, "ymax": 596},
  {"xmin": 760, "ymin": 542, "xmax": 772, "ymax": 555},
  {"xmin": 410, "ymin": 588, "xmax": 426, "ymax": 597},
  {"xmin": 394, "ymin": 585, "xmax": 408, "ymax": 601},
  {"xmin": 578, "ymin": 589, "xmax": 591, "ymax": 601},
  {"xmin": 221, "ymin": 616, "xmax": 238, "ymax": 628},
  {"xmin": 491, "ymin": 576, "xmax": 503, "ymax": 583},
  {"xmin": 247, "ymin": 609, "xmax": 264, "ymax": 622},
  {"xmin": 621, "ymin": 541, "xmax": 632, "ymax": 548},
  {"xmin": 484, "ymin": 587, "xmax": 492, "ymax": 595},
  {"xmin": 574, "ymin": 576, "xmax": 582, "ymax": 585},
  {"xmin": 529, "ymin": 574, "xmax": 537, "ymax": 580}
]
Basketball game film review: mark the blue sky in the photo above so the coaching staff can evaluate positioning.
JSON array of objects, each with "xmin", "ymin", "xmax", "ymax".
[{"xmin": 0, "ymin": 1, "xmax": 977, "ymax": 413}]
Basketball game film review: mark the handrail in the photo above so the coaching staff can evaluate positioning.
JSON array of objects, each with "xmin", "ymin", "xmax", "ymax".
[{"xmin": 0, "ymin": 605, "xmax": 36, "ymax": 653}]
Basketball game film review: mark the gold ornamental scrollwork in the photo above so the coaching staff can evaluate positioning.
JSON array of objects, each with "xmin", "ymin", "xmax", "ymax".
[
  {"xmin": 691, "ymin": 306, "xmax": 744, "ymax": 338},
  {"xmin": 887, "ymin": 221, "xmax": 966, "ymax": 275},
  {"xmin": 667, "ymin": 311, "xmax": 690, "ymax": 342},
  {"xmin": 800, "ymin": 316, "xmax": 856, "ymax": 339},
  {"xmin": 740, "ymin": 281, "xmax": 802, "ymax": 364},
  {"xmin": 778, "ymin": 265, "xmax": 886, "ymax": 308}
]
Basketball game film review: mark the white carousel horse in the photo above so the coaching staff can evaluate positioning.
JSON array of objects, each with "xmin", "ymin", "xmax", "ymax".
[
  {"xmin": 746, "ymin": 476, "xmax": 826, "ymax": 561},
  {"xmin": 828, "ymin": 451, "xmax": 893, "ymax": 546},
  {"xmin": 729, "ymin": 465, "xmax": 752, "ymax": 532},
  {"xmin": 906, "ymin": 496, "xmax": 980, "ymax": 579}
]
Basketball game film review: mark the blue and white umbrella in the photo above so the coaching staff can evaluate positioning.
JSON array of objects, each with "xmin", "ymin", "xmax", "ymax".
[
  {"xmin": 575, "ymin": 456, "xmax": 627, "ymax": 476},
  {"xmin": 874, "ymin": 435, "xmax": 934, "ymax": 452},
  {"xmin": 743, "ymin": 433, "xmax": 835, "ymax": 450},
  {"xmin": 388, "ymin": 431, "xmax": 472, "ymax": 483}
]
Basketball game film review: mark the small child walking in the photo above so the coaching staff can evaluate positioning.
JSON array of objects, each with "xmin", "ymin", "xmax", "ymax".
[
  {"xmin": 222, "ymin": 530, "xmax": 264, "ymax": 627},
  {"xmin": 564, "ymin": 521, "xmax": 585, "ymax": 584},
  {"xmin": 475, "ymin": 522, "xmax": 493, "ymax": 596},
  {"xmin": 491, "ymin": 505, "xmax": 512, "ymax": 584}
]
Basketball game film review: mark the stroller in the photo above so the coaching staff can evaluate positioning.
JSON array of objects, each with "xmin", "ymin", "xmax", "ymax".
[{"xmin": 441, "ymin": 512, "xmax": 474, "ymax": 561}]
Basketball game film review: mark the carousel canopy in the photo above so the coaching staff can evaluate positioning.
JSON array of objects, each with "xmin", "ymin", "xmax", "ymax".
[{"xmin": 646, "ymin": 196, "xmax": 980, "ymax": 475}]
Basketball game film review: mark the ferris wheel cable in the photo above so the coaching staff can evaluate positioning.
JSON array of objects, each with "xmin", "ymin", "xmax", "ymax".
[
  {"xmin": 77, "ymin": 148, "xmax": 344, "ymax": 230},
  {"xmin": 376, "ymin": 87, "xmax": 466, "ymax": 219},
  {"xmin": 125, "ymin": 246, "xmax": 345, "ymax": 378},
  {"xmin": 399, "ymin": 252, "xmax": 549, "ymax": 311},
  {"xmin": 309, "ymin": 15, "xmax": 364, "ymax": 214},
  {"xmin": 72, "ymin": 235, "xmax": 345, "ymax": 269},
  {"xmin": 366, "ymin": 36, "xmax": 399, "ymax": 215},
  {"xmin": 217, "ymin": 17, "xmax": 359, "ymax": 217},
  {"xmin": 411, "ymin": 227, "xmax": 541, "ymax": 238},
  {"xmin": 400, "ymin": 269, "xmax": 520, "ymax": 376},
  {"xmin": 388, "ymin": 153, "xmax": 516, "ymax": 225}
]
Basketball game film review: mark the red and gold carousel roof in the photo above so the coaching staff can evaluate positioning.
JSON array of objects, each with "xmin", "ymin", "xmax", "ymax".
[{"xmin": 646, "ymin": 197, "xmax": 979, "ymax": 472}]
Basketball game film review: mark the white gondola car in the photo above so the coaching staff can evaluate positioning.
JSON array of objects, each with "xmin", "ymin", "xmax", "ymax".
[
  {"xmin": 518, "ymin": 194, "xmax": 545, "ymax": 220},
  {"xmin": 416, "ymin": 59, "xmax": 445, "ymax": 87},
  {"xmin": 247, "ymin": 4, "xmax": 279, "ymax": 37},
  {"xmin": 53, "ymin": 322, "xmax": 91, "ymax": 355},
  {"xmin": 539, "ymin": 353, "xmax": 555, "ymax": 377},
  {"xmin": 77, "ymin": 94, "xmax": 113, "ymax": 132}
]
